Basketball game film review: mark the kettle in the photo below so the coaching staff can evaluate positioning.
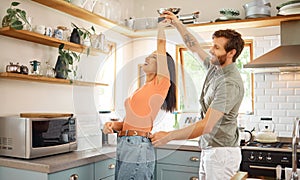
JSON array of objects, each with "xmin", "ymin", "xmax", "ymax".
[
  {"xmin": 255, "ymin": 118, "xmax": 277, "ymax": 143},
  {"xmin": 239, "ymin": 127, "xmax": 253, "ymax": 146}
]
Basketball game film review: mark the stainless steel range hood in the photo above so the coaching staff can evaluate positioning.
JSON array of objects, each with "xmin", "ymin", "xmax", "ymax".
[{"xmin": 244, "ymin": 20, "xmax": 300, "ymax": 72}]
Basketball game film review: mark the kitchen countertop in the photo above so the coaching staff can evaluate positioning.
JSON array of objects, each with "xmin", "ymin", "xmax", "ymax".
[
  {"xmin": 157, "ymin": 140, "xmax": 201, "ymax": 152},
  {"xmin": 0, "ymin": 146, "xmax": 116, "ymax": 173},
  {"xmin": 0, "ymin": 140, "xmax": 200, "ymax": 173}
]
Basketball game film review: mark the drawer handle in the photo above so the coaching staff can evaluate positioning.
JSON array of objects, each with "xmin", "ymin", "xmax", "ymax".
[
  {"xmin": 70, "ymin": 174, "xmax": 79, "ymax": 180},
  {"xmin": 190, "ymin": 177, "xmax": 199, "ymax": 180},
  {"xmin": 190, "ymin": 156, "xmax": 199, "ymax": 162},
  {"xmin": 108, "ymin": 164, "xmax": 115, "ymax": 169}
]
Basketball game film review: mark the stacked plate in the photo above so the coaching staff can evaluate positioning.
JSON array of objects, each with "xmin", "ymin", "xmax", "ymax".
[{"xmin": 277, "ymin": 1, "xmax": 300, "ymax": 15}]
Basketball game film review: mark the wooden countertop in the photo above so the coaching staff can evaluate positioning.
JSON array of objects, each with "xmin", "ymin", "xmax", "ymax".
[{"xmin": 0, "ymin": 140, "xmax": 200, "ymax": 173}]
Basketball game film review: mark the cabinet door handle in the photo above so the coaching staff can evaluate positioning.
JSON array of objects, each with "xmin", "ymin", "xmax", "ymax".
[
  {"xmin": 190, "ymin": 177, "xmax": 199, "ymax": 180},
  {"xmin": 108, "ymin": 164, "xmax": 115, "ymax": 169},
  {"xmin": 69, "ymin": 174, "xmax": 79, "ymax": 180},
  {"xmin": 190, "ymin": 156, "xmax": 199, "ymax": 162}
]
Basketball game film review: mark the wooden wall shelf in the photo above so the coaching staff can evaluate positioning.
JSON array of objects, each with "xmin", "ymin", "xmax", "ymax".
[
  {"xmin": 31, "ymin": 0, "xmax": 300, "ymax": 38},
  {"xmin": 0, "ymin": 72, "xmax": 108, "ymax": 87},
  {"xmin": 31, "ymin": 0, "xmax": 134, "ymax": 37},
  {"xmin": 0, "ymin": 27, "xmax": 84, "ymax": 53},
  {"xmin": 0, "ymin": 27, "xmax": 109, "ymax": 55}
]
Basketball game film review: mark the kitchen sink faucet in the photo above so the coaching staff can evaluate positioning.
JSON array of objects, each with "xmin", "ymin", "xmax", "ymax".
[{"xmin": 291, "ymin": 117, "xmax": 300, "ymax": 180}]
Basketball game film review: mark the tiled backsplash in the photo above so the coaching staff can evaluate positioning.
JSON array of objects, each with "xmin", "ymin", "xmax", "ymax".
[{"xmin": 239, "ymin": 35, "xmax": 300, "ymax": 137}]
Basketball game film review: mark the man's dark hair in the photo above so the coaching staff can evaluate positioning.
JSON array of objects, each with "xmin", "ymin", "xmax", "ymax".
[{"xmin": 212, "ymin": 29, "xmax": 245, "ymax": 62}]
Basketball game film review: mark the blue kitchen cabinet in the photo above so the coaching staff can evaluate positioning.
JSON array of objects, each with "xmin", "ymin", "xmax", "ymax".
[
  {"xmin": 0, "ymin": 164, "xmax": 93, "ymax": 180},
  {"xmin": 0, "ymin": 166, "xmax": 47, "ymax": 180},
  {"xmin": 48, "ymin": 163, "xmax": 94, "ymax": 180},
  {"xmin": 94, "ymin": 158, "xmax": 116, "ymax": 180},
  {"xmin": 0, "ymin": 158, "xmax": 116, "ymax": 180},
  {"xmin": 156, "ymin": 149, "xmax": 201, "ymax": 180}
]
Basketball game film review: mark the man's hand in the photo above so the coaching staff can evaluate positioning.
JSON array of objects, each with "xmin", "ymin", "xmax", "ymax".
[
  {"xmin": 150, "ymin": 131, "xmax": 172, "ymax": 147},
  {"xmin": 103, "ymin": 122, "xmax": 114, "ymax": 134}
]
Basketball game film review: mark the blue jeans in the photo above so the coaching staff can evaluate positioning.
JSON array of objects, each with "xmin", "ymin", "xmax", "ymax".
[{"xmin": 115, "ymin": 136, "xmax": 155, "ymax": 180}]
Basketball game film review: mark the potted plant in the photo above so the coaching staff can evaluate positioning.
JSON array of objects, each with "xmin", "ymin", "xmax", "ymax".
[
  {"xmin": 54, "ymin": 44, "xmax": 81, "ymax": 80},
  {"xmin": 71, "ymin": 23, "xmax": 96, "ymax": 42},
  {"xmin": 71, "ymin": 23, "xmax": 96, "ymax": 55},
  {"xmin": 2, "ymin": 1, "xmax": 31, "ymax": 30}
]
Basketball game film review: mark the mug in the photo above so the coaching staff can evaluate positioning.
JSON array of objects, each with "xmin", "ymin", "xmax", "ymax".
[
  {"xmin": 53, "ymin": 29, "xmax": 63, "ymax": 40},
  {"xmin": 34, "ymin": 25, "xmax": 45, "ymax": 35}
]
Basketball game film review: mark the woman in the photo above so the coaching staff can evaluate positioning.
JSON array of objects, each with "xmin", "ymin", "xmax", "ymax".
[{"xmin": 103, "ymin": 21, "xmax": 176, "ymax": 180}]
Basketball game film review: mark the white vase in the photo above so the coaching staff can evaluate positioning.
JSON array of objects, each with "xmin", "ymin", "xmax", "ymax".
[{"xmin": 82, "ymin": 37, "xmax": 91, "ymax": 47}]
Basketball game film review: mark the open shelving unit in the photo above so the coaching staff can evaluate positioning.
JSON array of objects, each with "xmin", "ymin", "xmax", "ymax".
[
  {"xmin": 0, "ymin": 27, "xmax": 109, "ymax": 55},
  {"xmin": 0, "ymin": 72, "xmax": 108, "ymax": 86},
  {"xmin": 0, "ymin": 27, "xmax": 84, "ymax": 53},
  {"xmin": 32, "ymin": 0, "xmax": 300, "ymax": 38}
]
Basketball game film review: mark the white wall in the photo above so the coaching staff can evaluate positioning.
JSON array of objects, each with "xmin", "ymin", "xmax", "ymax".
[{"xmin": 0, "ymin": 0, "xmax": 131, "ymax": 150}]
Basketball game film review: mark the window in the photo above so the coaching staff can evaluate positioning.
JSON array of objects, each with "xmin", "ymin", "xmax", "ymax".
[
  {"xmin": 96, "ymin": 44, "xmax": 117, "ymax": 111},
  {"xmin": 176, "ymin": 40, "xmax": 253, "ymax": 113}
]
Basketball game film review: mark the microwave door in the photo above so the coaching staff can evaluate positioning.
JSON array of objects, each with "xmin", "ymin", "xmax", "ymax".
[{"xmin": 32, "ymin": 117, "xmax": 76, "ymax": 148}]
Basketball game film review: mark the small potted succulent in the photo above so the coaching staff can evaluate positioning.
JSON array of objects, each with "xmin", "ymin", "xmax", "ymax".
[
  {"xmin": 54, "ymin": 44, "xmax": 81, "ymax": 80},
  {"xmin": 2, "ymin": 1, "xmax": 31, "ymax": 30}
]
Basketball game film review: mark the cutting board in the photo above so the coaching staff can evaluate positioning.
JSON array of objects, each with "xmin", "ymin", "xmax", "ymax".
[{"xmin": 20, "ymin": 113, "xmax": 73, "ymax": 118}]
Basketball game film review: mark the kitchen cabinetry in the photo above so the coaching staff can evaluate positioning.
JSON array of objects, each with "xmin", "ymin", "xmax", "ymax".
[
  {"xmin": 48, "ymin": 164, "xmax": 94, "ymax": 180},
  {"xmin": 156, "ymin": 149, "xmax": 201, "ymax": 180},
  {"xmin": 0, "ymin": 164, "xmax": 93, "ymax": 180},
  {"xmin": 0, "ymin": 157, "xmax": 115, "ymax": 180},
  {"xmin": 94, "ymin": 158, "xmax": 116, "ymax": 180},
  {"xmin": 30, "ymin": 0, "xmax": 300, "ymax": 38}
]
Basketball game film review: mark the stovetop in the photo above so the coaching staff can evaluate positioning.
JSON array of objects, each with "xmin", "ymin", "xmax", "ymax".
[{"xmin": 241, "ymin": 141, "xmax": 295, "ymax": 152}]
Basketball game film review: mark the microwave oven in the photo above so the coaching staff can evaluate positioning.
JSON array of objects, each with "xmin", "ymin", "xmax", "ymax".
[{"xmin": 0, "ymin": 113, "xmax": 77, "ymax": 159}]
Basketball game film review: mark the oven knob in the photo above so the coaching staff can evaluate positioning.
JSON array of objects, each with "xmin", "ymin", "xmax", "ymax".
[
  {"xmin": 266, "ymin": 153, "xmax": 272, "ymax": 161},
  {"xmin": 258, "ymin": 152, "xmax": 263, "ymax": 161},
  {"xmin": 249, "ymin": 152, "xmax": 255, "ymax": 161}
]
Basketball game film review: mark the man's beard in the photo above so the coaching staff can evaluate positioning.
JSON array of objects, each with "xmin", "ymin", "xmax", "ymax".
[{"xmin": 211, "ymin": 53, "xmax": 227, "ymax": 66}]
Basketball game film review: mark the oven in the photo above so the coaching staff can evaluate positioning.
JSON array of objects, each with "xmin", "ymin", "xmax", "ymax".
[{"xmin": 240, "ymin": 142, "xmax": 300, "ymax": 179}]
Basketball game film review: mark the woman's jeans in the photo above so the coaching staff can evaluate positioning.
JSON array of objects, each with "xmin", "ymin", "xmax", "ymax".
[{"xmin": 115, "ymin": 136, "xmax": 155, "ymax": 180}]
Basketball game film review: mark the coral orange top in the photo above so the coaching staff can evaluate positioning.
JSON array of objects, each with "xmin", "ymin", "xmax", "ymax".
[{"xmin": 122, "ymin": 76, "xmax": 170, "ymax": 132}]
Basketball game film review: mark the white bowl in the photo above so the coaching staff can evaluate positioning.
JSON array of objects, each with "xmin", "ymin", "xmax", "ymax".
[{"xmin": 157, "ymin": 8, "xmax": 181, "ymax": 15}]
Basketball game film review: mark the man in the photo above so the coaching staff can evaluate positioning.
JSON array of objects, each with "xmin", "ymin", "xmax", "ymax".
[{"xmin": 150, "ymin": 11, "xmax": 245, "ymax": 180}]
